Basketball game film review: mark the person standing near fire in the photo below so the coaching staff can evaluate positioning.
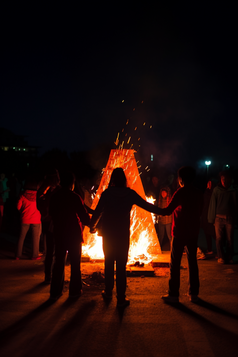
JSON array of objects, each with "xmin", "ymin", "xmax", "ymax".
[
  {"xmin": 37, "ymin": 168, "xmax": 60, "ymax": 284},
  {"xmin": 157, "ymin": 166, "xmax": 203, "ymax": 303},
  {"xmin": 157, "ymin": 187, "xmax": 172, "ymax": 250},
  {"xmin": 49, "ymin": 171, "xmax": 91, "ymax": 300},
  {"xmin": 208, "ymin": 170, "xmax": 237, "ymax": 264},
  {"xmin": 200, "ymin": 180, "xmax": 216, "ymax": 255},
  {"xmin": 16, "ymin": 176, "xmax": 42, "ymax": 260},
  {"xmin": 90, "ymin": 167, "xmax": 161, "ymax": 308}
]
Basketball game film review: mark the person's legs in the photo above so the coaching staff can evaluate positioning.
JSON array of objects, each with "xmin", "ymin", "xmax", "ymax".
[
  {"xmin": 44, "ymin": 230, "xmax": 55, "ymax": 281},
  {"xmin": 165, "ymin": 223, "xmax": 172, "ymax": 247},
  {"xmin": 104, "ymin": 254, "xmax": 115, "ymax": 294},
  {"xmin": 69, "ymin": 242, "xmax": 82, "ymax": 296},
  {"xmin": 31, "ymin": 224, "xmax": 42, "ymax": 258},
  {"xmin": 16, "ymin": 224, "xmax": 30, "ymax": 257},
  {"xmin": 116, "ymin": 256, "xmax": 127, "ymax": 303},
  {"xmin": 168, "ymin": 236, "xmax": 184, "ymax": 297},
  {"xmin": 50, "ymin": 243, "xmax": 67, "ymax": 298},
  {"xmin": 186, "ymin": 238, "xmax": 199, "ymax": 296},
  {"xmin": 225, "ymin": 220, "xmax": 234, "ymax": 261},
  {"xmin": 214, "ymin": 217, "xmax": 225, "ymax": 260}
]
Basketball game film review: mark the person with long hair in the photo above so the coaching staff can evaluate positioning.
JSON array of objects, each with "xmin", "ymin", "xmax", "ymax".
[{"xmin": 90, "ymin": 167, "xmax": 160, "ymax": 308}]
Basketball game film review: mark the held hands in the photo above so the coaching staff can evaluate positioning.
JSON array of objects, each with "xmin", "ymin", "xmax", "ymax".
[{"xmin": 90, "ymin": 228, "xmax": 97, "ymax": 234}]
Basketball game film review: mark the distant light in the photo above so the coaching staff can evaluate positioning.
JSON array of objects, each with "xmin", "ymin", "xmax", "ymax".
[
  {"xmin": 122, "ymin": 100, "xmax": 124, "ymax": 103},
  {"xmin": 151, "ymin": 155, "xmax": 153, "ymax": 162},
  {"xmin": 225, "ymin": 164, "xmax": 230, "ymax": 168},
  {"xmin": 205, "ymin": 161, "xmax": 211, "ymax": 166}
]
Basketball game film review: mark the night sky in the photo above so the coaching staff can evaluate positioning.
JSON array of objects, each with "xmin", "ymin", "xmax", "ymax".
[{"xmin": 1, "ymin": 3, "xmax": 237, "ymax": 172}]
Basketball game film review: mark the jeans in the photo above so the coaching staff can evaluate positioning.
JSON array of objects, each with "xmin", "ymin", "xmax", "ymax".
[
  {"xmin": 214, "ymin": 217, "xmax": 234, "ymax": 260},
  {"xmin": 169, "ymin": 235, "xmax": 199, "ymax": 297},
  {"xmin": 43, "ymin": 221, "xmax": 55, "ymax": 280},
  {"xmin": 16, "ymin": 223, "xmax": 42, "ymax": 258},
  {"xmin": 104, "ymin": 254, "xmax": 127, "ymax": 302},
  {"xmin": 158, "ymin": 222, "xmax": 172, "ymax": 246},
  {"xmin": 50, "ymin": 240, "xmax": 82, "ymax": 298}
]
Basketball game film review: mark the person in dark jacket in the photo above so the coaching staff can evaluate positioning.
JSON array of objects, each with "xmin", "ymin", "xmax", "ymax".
[
  {"xmin": 90, "ymin": 167, "xmax": 160, "ymax": 308},
  {"xmin": 157, "ymin": 166, "xmax": 203, "ymax": 303},
  {"xmin": 208, "ymin": 170, "xmax": 237, "ymax": 264},
  {"xmin": 49, "ymin": 171, "xmax": 91, "ymax": 300},
  {"xmin": 201, "ymin": 180, "xmax": 216, "ymax": 254},
  {"xmin": 37, "ymin": 169, "xmax": 60, "ymax": 283}
]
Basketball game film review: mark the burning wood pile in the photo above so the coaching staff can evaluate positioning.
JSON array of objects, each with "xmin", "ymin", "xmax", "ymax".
[{"xmin": 82, "ymin": 149, "xmax": 161, "ymax": 264}]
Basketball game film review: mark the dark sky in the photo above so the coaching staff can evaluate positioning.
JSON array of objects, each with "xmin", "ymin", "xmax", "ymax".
[{"xmin": 1, "ymin": 3, "xmax": 237, "ymax": 171}]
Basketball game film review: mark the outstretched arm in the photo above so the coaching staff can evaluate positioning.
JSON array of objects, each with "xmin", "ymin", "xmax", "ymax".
[{"xmin": 132, "ymin": 190, "xmax": 161, "ymax": 215}]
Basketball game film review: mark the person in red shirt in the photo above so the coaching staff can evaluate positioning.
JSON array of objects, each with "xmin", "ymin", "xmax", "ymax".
[
  {"xmin": 157, "ymin": 166, "xmax": 203, "ymax": 303},
  {"xmin": 16, "ymin": 177, "xmax": 42, "ymax": 260}
]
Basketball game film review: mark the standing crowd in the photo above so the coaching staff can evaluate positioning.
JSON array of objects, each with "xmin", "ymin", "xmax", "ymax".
[{"xmin": 0, "ymin": 166, "xmax": 237, "ymax": 307}]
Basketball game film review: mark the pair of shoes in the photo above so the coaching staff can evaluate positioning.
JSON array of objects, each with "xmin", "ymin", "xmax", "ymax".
[
  {"xmin": 117, "ymin": 298, "xmax": 130, "ymax": 308},
  {"xmin": 218, "ymin": 258, "xmax": 225, "ymax": 264},
  {"xmin": 102, "ymin": 290, "xmax": 112, "ymax": 300},
  {"xmin": 50, "ymin": 293, "xmax": 63, "ymax": 301},
  {"xmin": 161, "ymin": 294, "xmax": 179, "ymax": 303},
  {"xmin": 31, "ymin": 256, "xmax": 42, "ymax": 260},
  {"xmin": 189, "ymin": 295, "xmax": 199, "ymax": 303},
  {"xmin": 69, "ymin": 290, "xmax": 83, "ymax": 298},
  {"xmin": 15, "ymin": 257, "xmax": 20, "ymax": 260}
]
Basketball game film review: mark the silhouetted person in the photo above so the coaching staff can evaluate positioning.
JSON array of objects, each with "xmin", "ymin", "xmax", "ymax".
[
  {"xmin": 49, "ymin": 171, "xmax": 91, "ymax": 300},
  {"xmin": 208, "ymin": 170, "xmax": 238, "ymax": 264},
  {"xmin": 201, "ymin": 180, "xmax": 216, "ymax": 254},
  {"xmin": 16, "ymin": 177, "xmax": 42, "ymax": 260},
  {"xmin": 37, "ymin": 169, "xmax": 60, "ymax": 283},
  {"xmin": 90, "ymin": 167, "xmax": 160, "ymax": 308},
  {"xmin": 157, "ymin": 166, "xmax": 203, "ymax": 303}
]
